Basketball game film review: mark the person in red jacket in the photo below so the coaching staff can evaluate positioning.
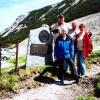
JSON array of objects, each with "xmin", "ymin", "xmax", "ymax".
[{"xmin": 76, "ymin": 24, "xmax": 93, "ymax": 78}]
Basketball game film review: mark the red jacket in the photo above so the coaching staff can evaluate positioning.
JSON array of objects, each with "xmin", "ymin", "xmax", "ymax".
[
  {"xmin": 88, "ymin": 37, "xmax": 93, "ymax": 54},
  {"xmin": 74, "ymin": 32, "xmax": 93, "ymax": 58}
]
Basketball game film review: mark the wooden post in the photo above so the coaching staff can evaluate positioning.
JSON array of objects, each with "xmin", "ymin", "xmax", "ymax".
[
  {"xmin": 15, "ymin": 40, "xmax": 19, "ymax": 72},
  {"xmin": 0, "ymin": 44, "xmax": 1, "ymax": 75}
]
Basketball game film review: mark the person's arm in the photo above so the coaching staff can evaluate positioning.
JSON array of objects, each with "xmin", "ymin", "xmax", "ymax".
[
  {"xmin": 85, "ymin": 32, "xmax": 93, "ymax": 55},
  {"xmin": 54, "ymin": 40, "xmax": 59, "ymax": 60},
  {"xmin": 50, "ymin": 24, "xmax": 56, "ymax": 32}
]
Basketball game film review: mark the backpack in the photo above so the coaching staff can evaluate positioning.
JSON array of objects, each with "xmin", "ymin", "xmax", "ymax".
[{"xmin": 88, "ymin": 32, "xmax": 93, "ymax": 53}]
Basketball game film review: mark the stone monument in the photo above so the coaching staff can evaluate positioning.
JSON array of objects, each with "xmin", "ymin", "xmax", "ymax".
[{"xmin": 26, "ymin": 25, "xmax": 53, "ymax": 67}]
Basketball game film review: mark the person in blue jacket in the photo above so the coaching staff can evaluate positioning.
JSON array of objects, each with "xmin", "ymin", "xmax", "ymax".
[{"xmin": 54, "ymin": 28, "xmax": 79, "ymax": 84}]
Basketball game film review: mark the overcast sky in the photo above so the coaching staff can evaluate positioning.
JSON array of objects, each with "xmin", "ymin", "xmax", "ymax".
[{"xmin": 0, "ymin": 0, "xmax": 62, "ymax": 31}]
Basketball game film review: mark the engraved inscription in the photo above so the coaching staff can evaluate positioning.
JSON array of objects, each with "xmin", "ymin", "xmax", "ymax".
[{"xmin": 30, "ymin": 44, "xmax": 48, "ymax": 56}]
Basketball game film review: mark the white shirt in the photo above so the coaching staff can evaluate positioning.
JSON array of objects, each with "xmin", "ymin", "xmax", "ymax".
[
  {"xmin": 63, "ymin": 35, "xmax": 67, "ymax": 40},
  {"xmin": 77, "ymin": 32, "xmax": 85, "ymax": 50},
  {"xmin": 51, "ymin": 22, "xmax": 69, "ymax": 42},
  {"xmin": 68, "ymin": 29, "xmax": 79, "ymax": 38}
]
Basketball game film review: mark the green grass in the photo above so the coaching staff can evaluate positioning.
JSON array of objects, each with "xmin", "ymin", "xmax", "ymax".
[
  {"xmin": 33, "ymin": 65, "xmax": 48, "ymax": 72},
  {"xmin": 8, "ymin": 55, "xmax": 26, "ymax": 65},
  {"xmin": 0, "ymin": 65, "xmax": 49, "ymax": 92},
  {"xmin": 93, "ymin": 73, "xmax": 100, "ymax": 97},
  {"xmin": 90, "ymin": 50, "xmax": 100, "ymax": 58},
  {"xmin": 86, "ymin": 50, "xmax": 100, "ymax": 68},
  {"xmin": 18, "ymin": 55, "xmax": 26, "ymax": 64},
  {"xmin": 77, "ymin": 96, "xmax": 96, "ymax": 100},
  {"xmin": 1, "ymin": 66, "xmax": 14, "ymax": 73},
  {"xmin": 95, "ymin": 81, "xmax": 100, "ymax": 97},
  {"xmin": 96, "ymin": 83, "xmax": 100, "ymax": 89},
  {"xmin": 1, "ymin": 55, "xmax": 26, "ymax": 73},
  {"xmin": 0, "ymin": 73, "xmax": 19, "ymax": 91},
  {"xmin": 95, "ymin": 74, "xmax": 100, "ymax": 89}
]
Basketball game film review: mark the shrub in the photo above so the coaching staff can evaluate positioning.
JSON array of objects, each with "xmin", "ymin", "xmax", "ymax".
[
  {"xmin": 0, "ymin": 73, "xmax": 18, "ymax": 91},
  {"xmin": 96, "ymin": 83, "xmax": 100, "ymax": 89},
  {"xmin": 87, "ymin": 50, "xmax": 100, "ymax": 67},
  {"xmin": 95, "ymin": 82, "xmax": 100, "ymax": 97}
]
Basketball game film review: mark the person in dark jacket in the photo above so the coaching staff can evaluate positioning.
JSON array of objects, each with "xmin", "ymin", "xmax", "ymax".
[{"xmin": 54, "ymin": 28, "xmax": 79, "ymax": 84}]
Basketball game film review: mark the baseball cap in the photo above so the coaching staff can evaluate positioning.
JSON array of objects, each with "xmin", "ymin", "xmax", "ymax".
[{"xmin": 57, "ymin": 14, "xmax": 64, "ymax": 19}]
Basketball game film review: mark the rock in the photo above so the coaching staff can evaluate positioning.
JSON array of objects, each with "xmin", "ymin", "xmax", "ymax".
[{"xmin": 27, "ymin": 86, "xmax": 31, "ymax": 89}]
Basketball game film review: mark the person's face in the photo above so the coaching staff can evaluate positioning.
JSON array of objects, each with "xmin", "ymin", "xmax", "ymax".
[
  {"xmin": 57, "ymin": 18, "xmax": 64, "ymax": 24},
  {"xmin": 72, "ymin": 22, "xmax": 76, "ymax": 30},
  {"xmin": 60, "ymin": 29, "xmax": 66, "ymax": 37},
  {"xmin": 79, "ymin": 26, "xmax": 85, "ymax": 32}
]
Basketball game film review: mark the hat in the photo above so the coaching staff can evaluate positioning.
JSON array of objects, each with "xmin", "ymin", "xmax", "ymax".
[{"xmin": 57, "ymin": 14, "xmax": 64, "ymax": 19}]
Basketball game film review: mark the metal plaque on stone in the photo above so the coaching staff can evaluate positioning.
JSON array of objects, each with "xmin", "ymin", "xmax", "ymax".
[{"xmin": 30, "ymin": 44, "xmax": 48, "ymax": 56}]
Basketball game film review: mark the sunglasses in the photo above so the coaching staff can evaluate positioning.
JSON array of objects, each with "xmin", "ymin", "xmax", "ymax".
[{"xmin": 79, "ymin": 27, "xmax": 85, "ymax": 28}]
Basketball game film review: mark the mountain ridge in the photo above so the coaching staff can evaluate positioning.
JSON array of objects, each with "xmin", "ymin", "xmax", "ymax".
[{"xmin": 0, "ymin": 0, "xmax": 100, "ymax": 45}]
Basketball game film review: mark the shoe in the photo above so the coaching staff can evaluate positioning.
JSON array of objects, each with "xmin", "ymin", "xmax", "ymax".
[
  {"xmin": 75, "ymin": 78, "xmax": 79, "ymax": 84},
  {"xmin": 85, "ymin": 75, "xmax": 90, "ymax": 79}
]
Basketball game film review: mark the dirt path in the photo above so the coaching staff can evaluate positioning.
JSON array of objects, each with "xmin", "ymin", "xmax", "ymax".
[
  {"xmin": 4, "ymin": 83, "xmax": 90, "ymax": 100},
  {"xmin": 3, "ymin": 64, "xmax": 100, "ymax": 100}
]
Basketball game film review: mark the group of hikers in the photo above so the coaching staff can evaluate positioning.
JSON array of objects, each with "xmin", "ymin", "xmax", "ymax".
[{"xmin": 39, "ymin": 14, "xmax": 93, "ymax": 85}]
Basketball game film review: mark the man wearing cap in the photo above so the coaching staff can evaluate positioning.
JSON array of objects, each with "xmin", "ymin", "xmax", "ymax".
[
  {"xmin": 50, "ymin": 14, "xmax": 70, "ymax": 61},
  {"xmin": 51, "ymin": 14, "xmax": 70, "ymax": 42}
]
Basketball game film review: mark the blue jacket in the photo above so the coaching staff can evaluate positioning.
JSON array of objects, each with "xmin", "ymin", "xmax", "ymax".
[{"xmin": 54, "ymin": 35, "xmax": 74, "ymax": 60}]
